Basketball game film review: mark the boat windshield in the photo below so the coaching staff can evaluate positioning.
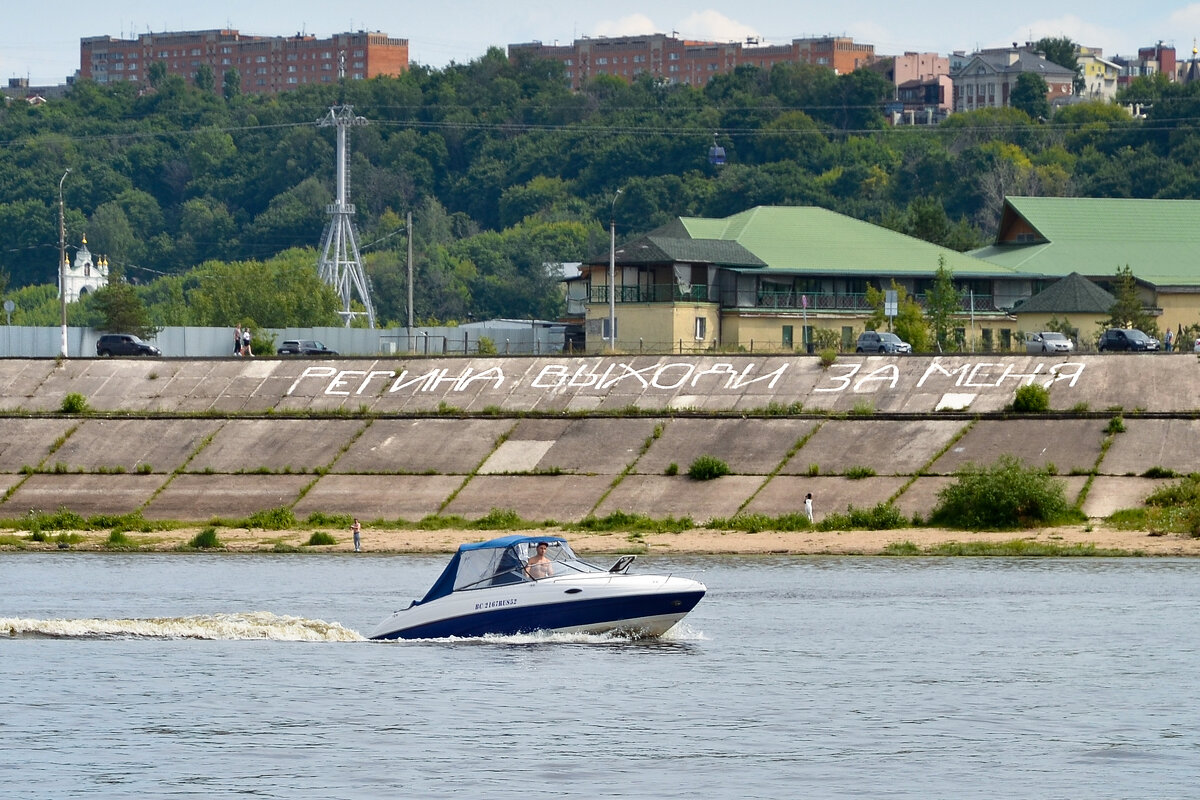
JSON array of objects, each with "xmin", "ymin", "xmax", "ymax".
[{"xmin": 454, "ymin": 540, "xmax": 603, "ymax": 591}]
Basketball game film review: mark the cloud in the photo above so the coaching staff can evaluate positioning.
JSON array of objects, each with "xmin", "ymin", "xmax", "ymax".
[
  {"xmin": 678, "ymin": 11, "xmax": 764, "ymax": 44},
  {"xmin": 1002, "ymin": 15, "xmax": 1121, "ymax": 52},
  {"xmin": 591, "ymin": 10, "xmax": 764, "ymax": 44},
  {"xmin": 591, "ymin": 14, "xmax": 658, "ymax": 38}
]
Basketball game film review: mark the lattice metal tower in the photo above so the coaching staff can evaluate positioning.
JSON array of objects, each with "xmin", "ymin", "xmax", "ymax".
[{"xmin": 316, "ymin": 99, "xmax": 376, "ymax": 327}]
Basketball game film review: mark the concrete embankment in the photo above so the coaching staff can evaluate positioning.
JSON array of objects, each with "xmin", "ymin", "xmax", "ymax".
[{"xmin": 1, "ymin": 354, "xmax": 1197, "ymax": 524}]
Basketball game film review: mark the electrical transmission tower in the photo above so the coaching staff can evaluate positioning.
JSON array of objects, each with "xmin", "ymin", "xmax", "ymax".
[{"xmin": 316, "ymin": 100, "xmax": 375, "ymax": 327}]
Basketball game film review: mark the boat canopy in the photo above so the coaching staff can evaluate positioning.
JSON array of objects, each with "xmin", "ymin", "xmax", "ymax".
[{"xmin": 418, "ymin": 535, "xmax": 577, "ymax": 604}]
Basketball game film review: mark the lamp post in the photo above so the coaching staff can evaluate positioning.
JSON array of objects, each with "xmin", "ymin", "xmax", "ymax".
[
  {"xmin": 608, "ymin": 188, "xmax": 622, "ymax": 351},
  {"xmin": 58, "ymin": 169, "xmax": 70, "ymax": 358}
]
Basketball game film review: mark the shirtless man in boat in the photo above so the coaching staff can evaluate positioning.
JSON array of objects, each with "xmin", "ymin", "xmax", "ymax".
[{"xmin": 526, "ymin": 542, "xmax": 554, "ymax": 579}]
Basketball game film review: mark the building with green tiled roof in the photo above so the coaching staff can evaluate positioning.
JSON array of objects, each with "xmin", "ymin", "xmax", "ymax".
[
  {"xmin": 970, "ymin": 196, "xmax": 1200, "ymax": 337},
  {"xmin": 582, "ymin": 205, "xmax": 1040, "ymax": 353}
]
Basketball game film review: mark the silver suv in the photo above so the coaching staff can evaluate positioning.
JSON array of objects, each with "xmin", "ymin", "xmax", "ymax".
[{"xmin": 855, "ymin": 331, "xmax": 911, "ymax": 354}]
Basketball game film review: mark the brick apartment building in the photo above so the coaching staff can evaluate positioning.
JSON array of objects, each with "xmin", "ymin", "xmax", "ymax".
[
  {"xmin": 509, "ymin": 33, "xmax": 874, "ymax": 89},
  {"xmin": 80, "ymin": 29, "xmax": 408, "ymax": 95}
]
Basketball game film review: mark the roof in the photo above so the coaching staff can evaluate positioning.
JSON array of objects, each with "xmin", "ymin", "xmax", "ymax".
[
  {"xmin": 676, "ymin": 206, "xmax": 1015, "ymax": 277},
  {"xmin": 971, "ymin": 197, "xmax": 1200, "ymax": 286},
  {"xmin": 957, "ymin": 50, "xmax": 1077, "ymax": 78},
  {"xmin": 1010, "ymin": 272, "xmax": 1116, "ymax": 314},
  {"xmin": 614, "ymin": 232, "xmax": 766, "ymax": 268},
  {"xmin": 457, "ymin": 535, "xmax": 567, "ymax": 552}
]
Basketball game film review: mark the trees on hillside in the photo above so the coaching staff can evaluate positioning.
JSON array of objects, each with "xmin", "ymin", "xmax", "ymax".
[{"xmin": 0, "ymin": 50, "xmax": 1198, "ymax": 328}]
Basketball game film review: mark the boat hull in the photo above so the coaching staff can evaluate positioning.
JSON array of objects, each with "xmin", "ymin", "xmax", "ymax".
[{"xmin": 369, "ymin": 574, "xmax": 705, "ymax": 640}]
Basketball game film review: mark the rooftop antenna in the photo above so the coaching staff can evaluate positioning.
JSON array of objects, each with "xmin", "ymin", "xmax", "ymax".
[{"xmin": 316, "ymin": 50, "xmax": 376, "ymax": 327}]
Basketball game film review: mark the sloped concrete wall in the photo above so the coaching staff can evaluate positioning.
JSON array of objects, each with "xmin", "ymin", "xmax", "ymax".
[{"xmin": 0, "ymin": 354, "xmax": 1196, "ymax": 524}]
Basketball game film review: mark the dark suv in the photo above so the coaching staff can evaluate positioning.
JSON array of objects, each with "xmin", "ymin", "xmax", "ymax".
[
  {"xmin": 276, "ymin": 339, "xmax": 338, "ymax": 356},
  {"xmin": 1097, "ymin": 328, "xmax": 1159, "ymax": 352},
  {"xmin": 96, "ymin": 333, "xmax": 161, "ymax": 357}
]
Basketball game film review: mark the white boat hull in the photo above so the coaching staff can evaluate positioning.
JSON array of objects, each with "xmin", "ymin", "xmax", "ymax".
[{"xmin": 369, "ymin": 572, "xmax": 705, "ymax": 640}]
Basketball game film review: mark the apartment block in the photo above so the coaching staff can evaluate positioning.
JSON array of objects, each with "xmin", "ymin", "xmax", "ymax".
[
  {"xmin": 509, "ymin": 34, "xmax": 874, "ymax": 89},
  {"xmin": 80, "ymin": 29, "xmax": 408, "ymax": 95}
]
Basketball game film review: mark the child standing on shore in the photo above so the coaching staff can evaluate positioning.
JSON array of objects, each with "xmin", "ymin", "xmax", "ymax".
[{"xmin": 351, "ymin": 518, "xmax": 361, "ymax": 552}]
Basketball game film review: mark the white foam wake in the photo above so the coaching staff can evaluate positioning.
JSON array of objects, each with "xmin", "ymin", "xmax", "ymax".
[{"xmin": 0, "ymin": 611, "xmax": 366, "ymax": 642}]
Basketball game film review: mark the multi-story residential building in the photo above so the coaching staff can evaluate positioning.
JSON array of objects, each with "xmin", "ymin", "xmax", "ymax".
[
  {"xmin": 508, "ymin": 34, "xmax": 874, "ymax": 89},
  {"xmin": 1113, "ymin": 41, "xmax": 1177, "ymax": 90},
  {"xmin": 1075, "ymin": 45, "xmax": 1121, "ymax": 101},
  {"xmin": 871, "ymin": 52, "xmax": 953, "ymax": 124},
  {"xmin": 80, "ymin": 29, "xmax": 408, "ymax": 95},
  {"xmin": 952, "ymin": 45, "xmax": 1075, "ymax": 112}
]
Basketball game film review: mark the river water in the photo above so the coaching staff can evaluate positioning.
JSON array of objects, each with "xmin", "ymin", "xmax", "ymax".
[{"xmin": 2, "ymin": 554, "xmax": 1198, "ymax": 799}]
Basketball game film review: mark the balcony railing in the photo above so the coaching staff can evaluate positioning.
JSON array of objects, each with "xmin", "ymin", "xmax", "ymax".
[
  {"xmin": 589, "ymin": 283, "xmax": 718, "ymax": 303},
  {"xmin": 588, "ymin": 286, "xmax": 997, "ymax": 313}
]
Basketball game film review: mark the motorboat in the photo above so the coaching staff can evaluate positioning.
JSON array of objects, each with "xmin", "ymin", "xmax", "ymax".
[{"xmin": 368, "ymin": 535, "xmax": 705, "ymax": 640}]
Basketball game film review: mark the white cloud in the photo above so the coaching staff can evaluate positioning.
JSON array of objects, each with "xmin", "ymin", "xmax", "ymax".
[
  {"xmin": 592, "ymin": 14, "xmax": 658, "ymax": 38},
  {"xmin": 678, "ymin": 10, "xmax": 764, "ymax": 44},
  {"xmin": 1003, "ymin": 15, "xmax": 1122, "ymax": 52}
]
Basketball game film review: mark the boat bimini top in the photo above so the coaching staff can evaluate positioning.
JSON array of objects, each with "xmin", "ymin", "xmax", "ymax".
[{"xmin": 415, "ymin": 535, "xmax": 630, "ymax": 605}]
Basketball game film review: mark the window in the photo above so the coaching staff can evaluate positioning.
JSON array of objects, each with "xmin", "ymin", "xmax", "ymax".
[
  {"xmin": 695, "ymin": 317, "xmax": 707, "ymax": 341},
  {"xmin": 981, "ymin": 328, "xmax": 994, "ymax": 352},
  {"xmin": 841, "ymin": 326, "xmax": 855, "ymax": 350},
  {"xmin": 602, "ymin": 317, "xmax": 617, "ymax": 341},
  {"xmin": 597, "ymin": 57, "xmax": 608, "ymax": 65},
  {"xmin": 1000, "ymin": 329, "xmax": 1012, "ymax": 351},
  {"xmin": 782, "ymin": 325, "xmax": 794, "ymax": 348}
]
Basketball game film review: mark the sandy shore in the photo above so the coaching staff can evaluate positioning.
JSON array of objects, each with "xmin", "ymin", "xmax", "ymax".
[{"xmin": 10, "ymin": 523, "xmax": 1200, "ymax": 556}]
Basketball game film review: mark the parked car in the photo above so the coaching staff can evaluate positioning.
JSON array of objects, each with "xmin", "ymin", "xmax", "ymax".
[
  {"xmin": 95, "ymin": 333, "xmax": 161, "ymax": 357},
  {"xmin": 855, "ymin": 330, "xmax": 912, "ymax": 354},
  {"xmin": 276, "ymin": 339, "xmax": 338, "ymax": 356},
  {"xmin": 1097, "ymin": 328, "xmax": 1159, "ymax": 352},
  {"xmin": 1026, "ymin": 331, "xmax": 1075, "ymax": 353}
]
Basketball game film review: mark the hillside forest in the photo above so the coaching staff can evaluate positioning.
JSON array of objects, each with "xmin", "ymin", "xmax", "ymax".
[{"xmin": 0, "ymin": 43, "xmax": 1196, "ymax": 331}]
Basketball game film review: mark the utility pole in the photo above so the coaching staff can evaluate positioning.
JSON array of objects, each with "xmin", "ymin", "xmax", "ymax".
[
  {"xmin": 608, "ymin": 189, "xmax": 622, "ymax": 350},
  {"xmin": 58, "ymin": 169, "xmax": 70, "ymax": 358}
]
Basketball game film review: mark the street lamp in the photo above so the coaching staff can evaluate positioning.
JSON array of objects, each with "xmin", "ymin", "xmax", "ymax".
[
  {"xmin": 58, "ymin": 169, "xmax": 70, "ymax": 358},
  {"xmin": 608, "ymin": 188, "xmax": 622, "ymax": 351}
]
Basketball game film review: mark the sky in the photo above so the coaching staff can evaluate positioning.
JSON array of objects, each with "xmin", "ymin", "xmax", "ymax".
[{"xmin": 4, "ymin": 1, "xmax": 1200, "ymax": 86}]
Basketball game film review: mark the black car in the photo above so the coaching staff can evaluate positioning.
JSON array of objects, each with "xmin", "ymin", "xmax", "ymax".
[
  {"xmin": 1097, "ymin": 328, "xmax": 1159, "ymax": 352},
  {"xmin": 276, "ymin": 339, "xmax": 338, "ymax": 356},
  {"xmin": 96, "ymin": 333, "xmax": 161, "ymax": 357}
]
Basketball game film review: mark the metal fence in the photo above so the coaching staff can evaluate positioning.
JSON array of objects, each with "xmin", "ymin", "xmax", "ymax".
[{"xmin": 0, "ymin": 323, "xmax": 566, "ymax": 358}]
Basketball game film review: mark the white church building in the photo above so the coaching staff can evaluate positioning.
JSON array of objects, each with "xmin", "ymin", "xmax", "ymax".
[{"xmin": 60, "ymin": 235, "xmax": 108, "ymax": 302}]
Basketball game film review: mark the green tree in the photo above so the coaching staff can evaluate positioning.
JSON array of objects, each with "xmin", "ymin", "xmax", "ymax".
[
  {"xmin": 147, "ymin": 61, "xmax": 167, "ymax": 88},
  {"xmin": 1010, "ymin": 73, "xmax": 1051, "ymax": 120},
  {"xmin": 1101, "ymin": 265, "xmax": 1158, "ymax": 336},
  {"xmin": 865, "ymin": 280, "xmax": 929, "ymax": 351},
  {"xmin": 222, "ymin": 69, "xmax": 241, "ymax": 101},
  {"xmin": 1034, "ymin": 36, "xmax": 1084, "ymax": 94},
  {"xmin": 924, "ymin": 257, "xmax": 963, "ymax": 352},
  {"xmin": 193, "ymin": 64, "xmax": 215, "ymax": 92},
  {"xmin": 91, "ymin": 281, "xmax": 159, "ymax": 339}
]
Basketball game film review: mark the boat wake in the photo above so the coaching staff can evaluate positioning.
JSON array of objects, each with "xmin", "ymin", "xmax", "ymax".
[{"xmin": 0, "ymin": 612, "xmax": 365, "ymax": 642}]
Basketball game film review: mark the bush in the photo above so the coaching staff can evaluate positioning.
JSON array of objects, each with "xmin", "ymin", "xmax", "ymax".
[
  {"xmin": 477, "ymin": 336, "xmax": 497, "ymax": 355},
  {"xmin": 817, "ymin": 502, "xmax": 908, "ymax": 531},
  {"xmin": 687, "ymin": 455, "xmax": 730, "ymax": 480},
  {"xmin": 664, "ymin": 462, "xmax": 679, "ymax": 476},
  {"xmin": 188, "ymin": 527, "xmax": 222, "ymax": 549},
  {"xmin": 844, "ymin": 466, "xmax": 877, "ymax": 479},
  {"xmin": 1106, "ymin": 415, "xmax": 1126, "ymax": 434},
  {"xmin": 930, "ymin": 455, "xmax": 1079, "ymax": 529},
  {"xmin": 1012, "ymin": 383, "xmax": 1050, "ymax": 413},
  {"xmin": 305, "ymin": 531, "xmax": 337, "ymax": 546},
  {"xmin": 245, "ymin": 506, "xmax": 296, "ymax": 530},
  {"xmin": 61, "ymin": 392, "xmax": 88, "ymax": 413}
]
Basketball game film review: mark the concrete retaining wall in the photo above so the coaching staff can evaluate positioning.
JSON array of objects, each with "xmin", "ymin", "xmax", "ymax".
[{"xmin": 1, "ymin": 354, "xmax": 1195, "ymax": 524}]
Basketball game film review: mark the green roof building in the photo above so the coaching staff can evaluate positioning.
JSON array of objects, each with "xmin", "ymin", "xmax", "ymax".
[{"xmin": 582, "ymin": 205, "xmax": 1035, "ymax": 353}]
